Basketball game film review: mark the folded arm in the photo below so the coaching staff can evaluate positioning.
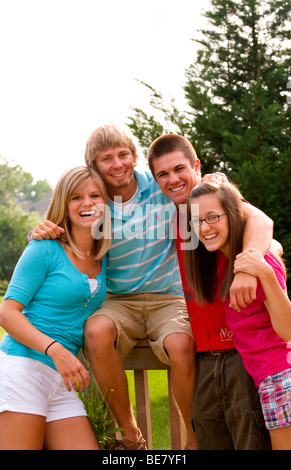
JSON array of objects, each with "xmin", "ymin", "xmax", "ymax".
[
  {"xmin": 0, "ymin": 299, "xmax": 89, "ymax": 391},
  {"xmin": 234, "ymin": 248, "xmax": 291, "ymax": 341},
  {"xmin": 229, "ymin": 202, "xmax": 273, "ymax": 311}
]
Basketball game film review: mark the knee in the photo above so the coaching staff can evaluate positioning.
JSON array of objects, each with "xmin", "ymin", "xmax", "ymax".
[
  {"xmin": 84, "ymin": 315, "xmax": 117, "ymax": 353},
  {"xmin": 164, "ymin": 333, "xmax": 195, "ymax": 363}
]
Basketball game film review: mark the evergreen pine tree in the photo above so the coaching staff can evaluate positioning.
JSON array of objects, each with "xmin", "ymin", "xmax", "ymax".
[{"xmin": 128, "ymin": 0, "xmax": 291, "ymax": 289}]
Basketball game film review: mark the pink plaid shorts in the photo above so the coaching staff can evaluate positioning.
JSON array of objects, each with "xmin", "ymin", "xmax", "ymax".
[{"xmin": 258, "ymin": 368, "xmax": 291, "ymax": 430}]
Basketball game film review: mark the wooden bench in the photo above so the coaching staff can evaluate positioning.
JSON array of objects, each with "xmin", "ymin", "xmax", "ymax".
[{"xmin": 123, "ymin": 338, "xmax": 185, "ymax": 450}]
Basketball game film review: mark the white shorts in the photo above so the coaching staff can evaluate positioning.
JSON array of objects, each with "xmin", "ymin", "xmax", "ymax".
[{"xmin": 0, "ymin": 351, "xmax": 87, "ymax": 422}]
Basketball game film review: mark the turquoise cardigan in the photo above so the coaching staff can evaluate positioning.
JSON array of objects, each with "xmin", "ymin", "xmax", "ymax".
[{"xmin": 0, "ymin": 239, "xmax": 107, "ymax": 370}]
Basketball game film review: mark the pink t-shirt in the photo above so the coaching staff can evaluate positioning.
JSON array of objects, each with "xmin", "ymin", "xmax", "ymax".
[{"xmin": 226, "ymin": 251, "xmax": 289, "ymax": 387}]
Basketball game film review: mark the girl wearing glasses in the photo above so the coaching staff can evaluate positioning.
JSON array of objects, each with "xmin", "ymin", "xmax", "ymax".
[{"xmin": 186, "ymin": 181, "xmax": 291, "ymax": 450}]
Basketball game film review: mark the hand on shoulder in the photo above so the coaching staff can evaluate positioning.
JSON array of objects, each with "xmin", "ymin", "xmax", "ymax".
[{"xmin": 30, "ymin": 220, "xmax": 65, "ymax": 241}]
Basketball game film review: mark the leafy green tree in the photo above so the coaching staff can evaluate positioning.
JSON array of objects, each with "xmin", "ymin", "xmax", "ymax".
[
  {"xmin": 127, "ymin": 0, "xmax": 291, "ymax": 290},
  {"xmin": 0, "ymin": 157, "xmax": 52, "ymax": 204},
  {"xmin": 0, "ymin": 158, "xmax": 52, "ymax": 282},
  {"xmin": 0, "ymin": 203, "xmax": 40, "ymax": 281}
]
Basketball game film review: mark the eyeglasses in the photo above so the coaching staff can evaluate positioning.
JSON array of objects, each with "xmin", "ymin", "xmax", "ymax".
[{"xmin": 189, "ymin": 213, "xmax": 227, "ymax": 227}]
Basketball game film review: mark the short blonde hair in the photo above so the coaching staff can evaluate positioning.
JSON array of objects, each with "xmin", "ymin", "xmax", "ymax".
[
  {"xmin": 46, "ymin": 166, "xmax": 112, "ymax": 260},
  {"xmin": 85, "ymin": 124, "xmax": 139, "ymax": 170}
]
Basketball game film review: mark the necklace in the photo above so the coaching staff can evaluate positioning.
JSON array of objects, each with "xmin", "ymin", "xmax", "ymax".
[{"xmin": 72, "ymin": 241, "xmax": 94, "ymax": 257}]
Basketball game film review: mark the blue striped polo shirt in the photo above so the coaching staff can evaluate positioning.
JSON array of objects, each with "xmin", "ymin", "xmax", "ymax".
[{"xmin": 106, "ymin": 168, "xmax": 183, "ymax": 295}]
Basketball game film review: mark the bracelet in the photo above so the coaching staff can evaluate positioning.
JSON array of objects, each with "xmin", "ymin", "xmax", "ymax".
[
  {"xmin": 45, "ymin": 340, "xmax": 57, "ymax": 355},
  {"xmin": 27, "ymin": 229, "xmax": 34, "ymax": 242}
]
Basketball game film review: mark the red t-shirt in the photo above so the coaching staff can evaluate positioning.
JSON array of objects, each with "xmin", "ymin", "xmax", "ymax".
[{"xmin": 176, "ymin": 224, "xmax": 235, "ymax": 352}]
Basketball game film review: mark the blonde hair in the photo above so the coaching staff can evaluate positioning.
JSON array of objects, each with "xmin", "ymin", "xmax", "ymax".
[
  {"xmin": 84, "ymin": 124, "xmax": 139, "ymax": 170},
  {"xmin": 46, "ymin": 166, "xmax": 112, "ymax": 260}
]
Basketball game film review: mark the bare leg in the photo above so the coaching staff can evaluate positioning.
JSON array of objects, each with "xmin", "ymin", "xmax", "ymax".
[
  {"xmin": 164, "ymin": 333, "xmax": 197, "ymax": 450},
  {"xmin": 45, "ymin": 416, "xmax": 99, "ymax": 450},
  {"xmin": 0, "ymin": 411, "xmax": 46, "ymax": 450},
  {"xmin": 85, "ymin": 314, "xmax": 140, "ymax": 442},
  {"xmin": 269, "ymin": 426, "xmax": 291, "ymax": 450}
]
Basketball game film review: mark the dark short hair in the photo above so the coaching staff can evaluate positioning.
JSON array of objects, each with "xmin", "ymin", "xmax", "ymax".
[{"xmin": 147, "ymin": 134, "xmax": 198, "ymax": 177}]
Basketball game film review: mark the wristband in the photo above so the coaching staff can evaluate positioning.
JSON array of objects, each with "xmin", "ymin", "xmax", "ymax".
[
  {"xmin": 27, "ymin": 229, "xmax": 34, "ymax": 242},
  {"xmin": 45, "ymin": 340, "xmax": 57, "ymax": 355}
]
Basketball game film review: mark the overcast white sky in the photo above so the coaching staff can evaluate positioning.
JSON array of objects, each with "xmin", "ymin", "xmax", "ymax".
[{"xmin": 0, "ymin": 0, "xmax": 210, "ymax": 187}]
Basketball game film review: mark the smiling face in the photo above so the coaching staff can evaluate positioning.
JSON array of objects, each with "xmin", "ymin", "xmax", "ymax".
[
  {"xmin": 68, "ymin": 178, "xmax": 105, "ymax": 232},
  {"xmin": 94, "ymin": 146, "xmax": 137, "ymax": 201},
  {"xmin": 152, "ymin": 150, "xmax": 201, "ymax": 205},
  {"xmin": 192, "ymin": 192, "xmax": 230, "ymax": 256}
]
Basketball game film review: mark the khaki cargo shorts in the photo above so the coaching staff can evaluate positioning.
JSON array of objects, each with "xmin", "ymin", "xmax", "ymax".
[{"xmin": 89, "ymin": 292, "xmax": 193, "ymax": 365}]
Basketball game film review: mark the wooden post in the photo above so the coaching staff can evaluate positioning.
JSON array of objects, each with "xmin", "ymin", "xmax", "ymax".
[
  {"xmin": 123, "ymin": 338, "xmax": 185, "ymax": 450},
  {"xmin": 167, "ymin": 370, "xmax": 185, "ymax": 449},
  {"xmin": 134, "ymin": 370, "xmax": 152, "ymax": 449}
]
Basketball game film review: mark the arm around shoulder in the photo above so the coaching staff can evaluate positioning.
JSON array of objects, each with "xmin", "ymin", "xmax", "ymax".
[
  {"xmin": 242, "ymin": 202, "xmax": 273, "ymax": 254},
  {"xmin": 229, "ymin": 203, "xmax": 273, "ymax": 312},
  {"xmin": 29, "ymin": 220, "xmax": 65, "ymax": 241},
  {"xmin": 234, "ymin": 248, "xmax": 291, "ymax": 341}
]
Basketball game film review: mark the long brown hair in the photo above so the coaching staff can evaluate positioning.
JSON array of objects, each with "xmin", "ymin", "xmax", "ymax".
[{"xmin": 185, "ymin": 182, "xmax": 245, "ymax": 304}]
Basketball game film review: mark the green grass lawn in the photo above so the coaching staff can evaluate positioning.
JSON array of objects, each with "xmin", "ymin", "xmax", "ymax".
[
  {"xmin": 0, "ymin": 296, "xmax": 5, "ymax": 342},
  {"xmin": 127, "ymin": 369, "xmax": 171, "ymax": 450},
  {"xmin": 0, "ymin": 326, "xmax": 5, "ymax": 341}
]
